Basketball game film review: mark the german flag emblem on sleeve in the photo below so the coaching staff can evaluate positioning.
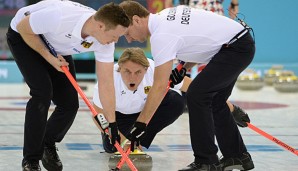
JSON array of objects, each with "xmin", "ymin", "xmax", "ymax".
[{"xmin": 144, "ymin": 86, "xmax": 151, "ymax": 94}]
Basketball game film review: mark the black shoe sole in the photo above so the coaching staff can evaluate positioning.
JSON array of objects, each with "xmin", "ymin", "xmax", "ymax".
[
  {"xmin": 41, "ymin": 160, "xmax": 62, "ymax": 171},
  {"xmin": 223, "ymin": 162, "xmax": 254, "ymax": 171}
]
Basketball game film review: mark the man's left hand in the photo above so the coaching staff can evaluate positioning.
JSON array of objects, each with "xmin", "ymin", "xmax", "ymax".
[
  {"xmin": 127, "ymin": 121, "xmax": 147, "ymax": 151},
  {"xmin": 232, "ymin": 105, "xmax": 250, "ymax": 127},
  {"xmin": 169, "ymin": 67, "xmax": 187, "ymax": 88}
]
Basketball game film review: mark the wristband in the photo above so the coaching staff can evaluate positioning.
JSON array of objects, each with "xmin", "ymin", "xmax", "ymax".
[
  {"xmin": 173, "ymin": 79, "xmax": 184, "ymax": 90},
  {"xmin": 121, "ymin": 139, "xmax": 129, "ymax": 148}
]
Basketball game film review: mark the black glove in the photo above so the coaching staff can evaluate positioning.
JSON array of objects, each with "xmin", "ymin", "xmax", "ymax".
[
  {"xmin": 127, "ymin": 121, "xmax": 147, "ymax": 151},
  {"xmin": 108, "ymin": 122, "xmax": 120, "ymax": 145},
  {"xmin": 231, "ymin": 105, "xmax": 250, "ymax": 127},
  {"xmin": 169, "ymin": 67, "xmax": 187, "ymax": 88},
  {"xmin": 101, "ymin": 133, "xmax": 117, "ymax": 153}
]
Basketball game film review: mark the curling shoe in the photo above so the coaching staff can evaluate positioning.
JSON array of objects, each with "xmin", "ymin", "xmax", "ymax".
[
  {"xmin": 178, "ymin": 162, "xmax": 222, "ymax": 171},
  {"xmin": 22, "ymin": 160, "xmax": 41, "ymax": 171},
  {"xmin": 220, "ymin": 152, "xmax": 254, "ymax": 171},
  {"xmin": 42, "ymin": 145, "xmax": 63, "ymax": 171}
]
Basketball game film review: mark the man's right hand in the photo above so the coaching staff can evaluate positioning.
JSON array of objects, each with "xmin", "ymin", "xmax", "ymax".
[{"xmin": 49, "ymin": 55, "xmax": 69, "ymax": 72}]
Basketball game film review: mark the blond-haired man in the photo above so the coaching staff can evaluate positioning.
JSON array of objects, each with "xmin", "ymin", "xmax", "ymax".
[{"xmin": 93, "ymin": 47, "xmax": 187, "ymax": 153}]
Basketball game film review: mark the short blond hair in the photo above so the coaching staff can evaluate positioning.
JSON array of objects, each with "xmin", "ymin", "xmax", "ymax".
[{"xmin": 117, "ymin": 48, "xmax": 150, "ymax": 72}]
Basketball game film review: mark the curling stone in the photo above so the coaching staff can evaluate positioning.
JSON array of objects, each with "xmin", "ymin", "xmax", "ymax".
[
  {"xmin": 273, "ymin": 71, "xmax": 298, "ymax": 92},
  {"xmin": 264, "ymin": 65, "xmax": 284, "ymax": 85},
  {"xmin": 236, "ymin": 69, "xmax": 264, "ymax": 90},
  {"xmin": 108, "ymin": 148, "xmax": 153, "ymax": 171}
]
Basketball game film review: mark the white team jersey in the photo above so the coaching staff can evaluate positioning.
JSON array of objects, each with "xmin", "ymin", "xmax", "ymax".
[
  {"xmin": 93, "ymin": 59, "xmax": 155, "ymax": 114},
  {"xmin": 10, "ymin": 0, "xmax": 114, "ymax": 62},
  {"xmin": 149, "ymin": 5, "xmax": 244, "ymax": 66}
]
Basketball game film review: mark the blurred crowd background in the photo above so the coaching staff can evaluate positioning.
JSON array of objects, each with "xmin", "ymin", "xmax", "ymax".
[{"xmin": 0, "ymin": 0, "xmax": 297, "ymax": 83}]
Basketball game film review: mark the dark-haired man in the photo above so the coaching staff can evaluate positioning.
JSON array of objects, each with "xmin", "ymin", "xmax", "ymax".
[
  {"xmin": 119, "ymin": 1, "xmax": 254, "ymax": 171},
  {"xmin": 6, "ymin": 1, "xmax": 130, "ymax": 170}
]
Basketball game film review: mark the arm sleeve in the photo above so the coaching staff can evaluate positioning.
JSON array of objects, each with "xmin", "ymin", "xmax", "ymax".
[
  {"xmin": 93, "ymin": 83, "xmax": 103, "ymax": 108},
  {"xmin": 94, "ymin": 43, "xmax": 115, "ymax": 63},
  {"xmin": 150, "ymin": 34, "xmax": 183, "ymax": 67},
  {"xmin": 29, "ymin": 7, "xmax": 62, "ymax": 34},
  {"xmin": 173, "ymin": 80, "xmax": 184, "ymax": 90}
]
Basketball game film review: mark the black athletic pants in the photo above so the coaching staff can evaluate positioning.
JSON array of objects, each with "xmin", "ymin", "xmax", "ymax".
[
  {"xmin": 6, "ymin": 27, "xmax": 79, "ymax": 161},
  {"xmin": 116, "ymin": 89, "xmax": 185, "ymax": 148},
  {"xmin": 186, "ymin": 32, "xmax": 255, "ymax": 164}
]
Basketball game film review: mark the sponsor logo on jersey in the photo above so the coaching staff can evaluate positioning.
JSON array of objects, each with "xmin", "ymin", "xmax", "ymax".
[
  {"xmin": 65, "ymin": 34, "xmax": 72, "ymax": 39},
  {"xmin": 73, "ymin": 48, "xmax": 81, "ymax": 53},
  {"xmin": 144, "ymin": 86, "xmax": 151, "ymax": 94}
]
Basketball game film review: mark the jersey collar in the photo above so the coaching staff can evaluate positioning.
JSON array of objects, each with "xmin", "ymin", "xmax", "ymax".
[{"xmin": 72, "ymin": 12, "xmax": 95, "ymax": 40}]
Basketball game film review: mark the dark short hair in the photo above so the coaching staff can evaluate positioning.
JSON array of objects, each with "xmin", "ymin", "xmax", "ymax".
[
  {"xmin": 94, "ymin": 2, "xmax": 130, "ymax": 30},
  {"xmin": 119, "ymin": 1, "xmax": 150, "ymax": 25}
]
